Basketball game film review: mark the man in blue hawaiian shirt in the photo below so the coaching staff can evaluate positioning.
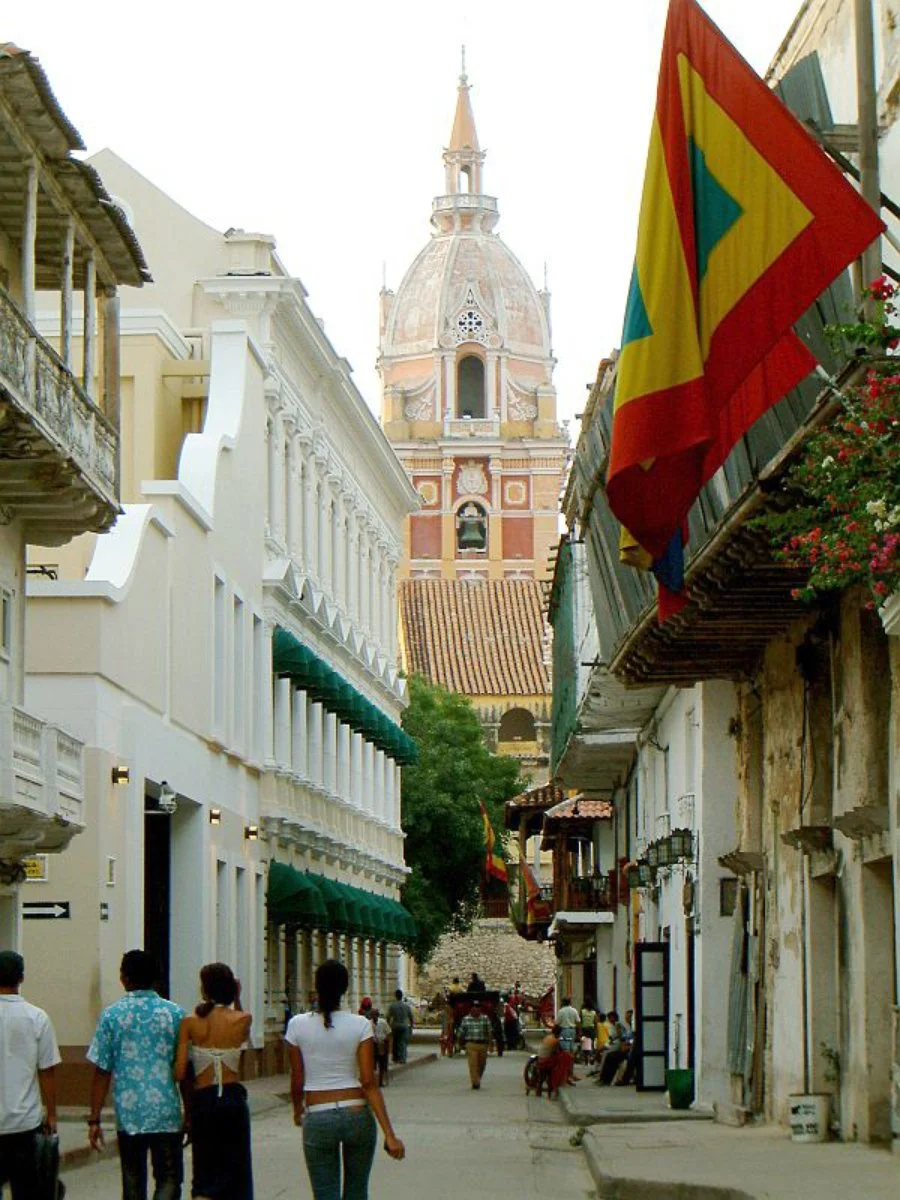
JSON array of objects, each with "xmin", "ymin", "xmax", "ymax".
[{"xmin": 86, "ymin": 950, "xmax": 185, "ymax": 1199}]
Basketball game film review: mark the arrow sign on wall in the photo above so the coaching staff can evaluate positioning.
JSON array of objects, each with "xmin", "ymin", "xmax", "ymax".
[{"xmin": 22, "ymin": 902, "xmax": 70, "ymax": 919}]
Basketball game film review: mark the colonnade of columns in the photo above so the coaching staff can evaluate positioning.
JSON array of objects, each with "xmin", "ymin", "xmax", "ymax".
[
  {"xmin": 273, "ymin": 924, "xmax": 403, "ymax": 1021},
  {"xmin": 272, "ymin": 678, "xmax": 402, "ymax": 828},
  {"xmin": 265, "ymin": 411, "xmax": 398, "ymax": 659}
]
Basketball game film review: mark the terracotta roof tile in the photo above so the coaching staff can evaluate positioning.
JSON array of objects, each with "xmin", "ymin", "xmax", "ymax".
[
  {"xmin": 545, "ymin": 797, "xmax": 613, "ymax": 822},
  {"xmin": 399, "ymin": 579, "xmax": 550, "ymax": 697}
]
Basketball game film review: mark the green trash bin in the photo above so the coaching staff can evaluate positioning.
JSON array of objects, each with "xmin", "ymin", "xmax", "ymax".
[{"xmin": 666, "ymin": 1067, "xmax": 695, "ymax": 1110}]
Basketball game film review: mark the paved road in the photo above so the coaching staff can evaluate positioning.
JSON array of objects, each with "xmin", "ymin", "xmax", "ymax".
[{"xmin": 62, "ymin": 1052, "xmax": 595, "ymax": 1199}]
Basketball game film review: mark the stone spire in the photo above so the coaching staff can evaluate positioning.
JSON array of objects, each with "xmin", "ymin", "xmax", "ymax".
[
  {"xmin": 449, "ymin": 49, "xmax": 480, "ymax": 153},
  {"xmin": 437, "ymin": 57, "xmax": 497, "ymax": 234}
]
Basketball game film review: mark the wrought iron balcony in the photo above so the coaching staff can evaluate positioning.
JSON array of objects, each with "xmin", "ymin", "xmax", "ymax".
[
  {"xmin": 0, "ymin": 703, "xmax": 84, "ymax": 857},
  {"xmin": 557, "ymin": 871, "xmax": 617, "ymax": 913},
  {"xmin": 0, "ymin": 285, "xmax": 118, "ymax": 541}
]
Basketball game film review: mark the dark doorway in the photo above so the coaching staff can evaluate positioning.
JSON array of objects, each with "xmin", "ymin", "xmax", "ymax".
[
  {"xmin": 144, "ymin": 801, "xmax": 172, "ymax": 997},
  {"xmin": 635, "ymin": 941, "xmax": 669, "ymax": 1091}
]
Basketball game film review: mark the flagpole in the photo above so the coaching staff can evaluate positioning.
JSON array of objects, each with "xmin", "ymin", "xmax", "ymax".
[{"xmin": 855, "ymin": 0, "xmax": 881, "ymax": 299}]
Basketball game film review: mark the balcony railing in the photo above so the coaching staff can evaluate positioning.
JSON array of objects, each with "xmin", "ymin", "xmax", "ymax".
[
  {"xmin": 0, "ymin": 286, "xmax": 117, "ymax": 505},
  {"xmin": 557, "ymin": 872, "xmax": 617, "ymax": 913},
  {"xmin": 432, "ymin": 195, "xmax": 499, "ymax": 215},
  {"xmin": 0, "ymin": 703, "xmax": 85, "ymax": 854}
]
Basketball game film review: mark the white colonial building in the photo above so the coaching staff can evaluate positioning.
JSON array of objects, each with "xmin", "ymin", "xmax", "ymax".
[
  {"xmin": 22, "ymin": 150, "xmax": 418, "ymax": 1094},
  {"xmin": 0, "ymin": 46, "xmax": 149, "ymax": 950}
]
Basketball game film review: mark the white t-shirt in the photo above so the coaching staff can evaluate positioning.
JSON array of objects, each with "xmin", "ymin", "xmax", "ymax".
[
  {"xmin": 284, "ymin": 1010, "xmax": 373, "ymax": 1091},
  {"xmin": 0, "ymin": 994, "xmax": 61, "ymax": 1133}
]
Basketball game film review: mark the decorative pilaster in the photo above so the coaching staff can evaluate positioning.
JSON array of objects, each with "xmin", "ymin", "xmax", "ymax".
[
  {"xmin": 274, "ymin": 677, "xmax": 292, "ymax": 769},
  {"xmin": 291, "ymin": 689, "xmax": 308, "ymax": 779}
]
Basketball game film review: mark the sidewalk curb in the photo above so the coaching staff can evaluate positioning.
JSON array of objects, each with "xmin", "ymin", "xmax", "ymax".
[
  {"xmin": 581, "ymin": 1134, "xmax": 754, "ymax": 1200},
  {"xmin": 559, "ymin": 1087, "xmax": 715, "ymax": 1126}
]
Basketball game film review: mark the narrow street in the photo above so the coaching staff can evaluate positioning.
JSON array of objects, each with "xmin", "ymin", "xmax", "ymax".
[{"xmin": 61, "ymin": 1053, "xmax": 595, "ymax": 1199}]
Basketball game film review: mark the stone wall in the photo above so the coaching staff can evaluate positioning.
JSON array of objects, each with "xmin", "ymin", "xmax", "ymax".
[{"xmin": 415, "ymin": 917, "xmax": 556, "ymax": 998}]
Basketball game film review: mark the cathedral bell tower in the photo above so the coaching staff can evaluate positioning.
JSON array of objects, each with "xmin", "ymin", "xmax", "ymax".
[{"xmin": 379, "ymin": 65, "xmax": 568, "ymax": 585}]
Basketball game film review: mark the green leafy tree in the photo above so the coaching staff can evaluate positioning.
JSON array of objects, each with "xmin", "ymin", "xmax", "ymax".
[{"xmin": 399, "ymin": 675, "xmax": 523, "ymax": 963}]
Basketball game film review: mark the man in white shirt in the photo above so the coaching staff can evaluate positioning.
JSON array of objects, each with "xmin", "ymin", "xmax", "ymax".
[
  {"xmin": 556, "ymin": 996, "xmax": 581, "ymax": 1055},
  {"xmin": 0, "ymin": 950, "xmax": 61, "ymax": 1199}
]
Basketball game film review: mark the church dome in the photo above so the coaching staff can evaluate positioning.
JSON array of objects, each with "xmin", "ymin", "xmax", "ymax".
[
  {"xmin": 384, "ymin": 232, "xmax": 550, "ymax": 359},
  {"xmin": 382, "ymin": 70, "xmax": 551, "ymax": 365}
]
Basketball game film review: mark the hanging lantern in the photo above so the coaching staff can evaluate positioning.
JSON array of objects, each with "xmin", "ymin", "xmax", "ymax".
[
  {"xmin": 657, "ymin": 835, "xmax": 673, "ymax": 868},
  {"xmin": 626, "ymin": 864, "xmax": 641, "ymax": 890},
  {"xmin": 647, "ymin": 840, "xmax": 659, "ymax": 868},
  {"xmin": 638, "ymin": 860, "xmax": 652, "ymax": 885},
  {"xmin": 671, "ymin": 828, "xmax": 694, "ymax": 860}
]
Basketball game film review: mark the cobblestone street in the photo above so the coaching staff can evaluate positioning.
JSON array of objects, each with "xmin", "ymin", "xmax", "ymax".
[{"xmin": 61, "ymin": 1052, "xmax": 595, "ymax": 1199}]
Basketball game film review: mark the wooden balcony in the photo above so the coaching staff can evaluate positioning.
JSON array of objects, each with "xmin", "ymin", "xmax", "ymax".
[
  {"xmin": 0, "ymin": 285, "xmax": 119, "ymax": 541},
  {"xmin": 557, "ymin": 871, "xmax": 617, "ymax": 913}
]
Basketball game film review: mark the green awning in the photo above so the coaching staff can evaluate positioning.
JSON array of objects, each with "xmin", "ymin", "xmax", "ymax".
[
  {"xmin": 273, "ymin": 627, "xmax": 417, "ymax": 765},
  {"xmin": 311, "ymin": 875, "xmax": 350, "ymax": 932},
  {"xmin": 267, "ymin": 862, "xmax": 328, "ymax": 928}
]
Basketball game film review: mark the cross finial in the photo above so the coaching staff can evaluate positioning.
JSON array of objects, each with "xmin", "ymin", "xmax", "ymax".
[{"xmin": 460, "ymin": 44, "xmax": 467, "ymax": 84}]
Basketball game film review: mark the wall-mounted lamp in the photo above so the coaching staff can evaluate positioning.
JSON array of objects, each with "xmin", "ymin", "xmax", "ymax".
[
  {"xmin": 158, "ymin": 781, "xmax": 178, "ymax": 815},
  {"xmin": 244, "ymin": 824, "xmax": 259, "ymax": 841},
  {"xmin": 111, "ymin": 766, "xmax": 130, "ymax": 785},
  {"xmin": 646, "ymin": 840, "xmax": 659, "ymax": 869},
  {"xmin": 209, "ymin": 808, "xmax": 222, "ymax": 826}
]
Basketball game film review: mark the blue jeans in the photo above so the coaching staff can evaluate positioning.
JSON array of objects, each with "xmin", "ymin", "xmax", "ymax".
[
  {"xmin": 117, "ymin": 1130, "xmax": 183, "ymax": 1200},
  {"xmin": 302, "ymin": 1107, "xmax": 377, "ymax": 1200},
  {"xmin": 391, "ymin": 1026, "xmax": 409, "ymax": 1063}
]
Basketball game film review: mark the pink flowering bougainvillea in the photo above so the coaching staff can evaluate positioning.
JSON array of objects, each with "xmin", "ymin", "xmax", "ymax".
[{"xmin": 757, "ymin": 280, "xmax": 900, "ymax": 607}]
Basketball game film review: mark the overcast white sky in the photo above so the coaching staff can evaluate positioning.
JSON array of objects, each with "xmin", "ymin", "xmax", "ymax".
[{"xmin": 15, "ymin": 0, "xmax": 803, "ymax": 430}]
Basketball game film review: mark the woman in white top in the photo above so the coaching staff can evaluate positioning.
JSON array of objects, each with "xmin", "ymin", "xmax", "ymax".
[
  {"xmin": 175, "ymin": 962, "xmax": 253, "ymax": 1200},
  {"xmin": 285, "ymin": 959, "xmax": 405, "ymax": 1200}
]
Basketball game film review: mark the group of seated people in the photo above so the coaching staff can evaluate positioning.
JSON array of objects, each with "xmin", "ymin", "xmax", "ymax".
[{"xmin": 556, "ymin": 998, "xmax": 636, "ymax": 1085}]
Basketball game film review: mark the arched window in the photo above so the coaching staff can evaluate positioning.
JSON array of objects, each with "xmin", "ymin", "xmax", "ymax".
[
  {"xmin": 456, "ymin": 501, "xmax": 487, "ymax": 554},
  {"xmin": 459, "ymin": 167, "xmax": 471, "ymax": 193},
  {"xmin": 499, "ymin": 708, "xmax": 536, "ymax": 743},
  {"xmin": 457, "ymin": 355, "xmax": 485, "ymax": 419}
]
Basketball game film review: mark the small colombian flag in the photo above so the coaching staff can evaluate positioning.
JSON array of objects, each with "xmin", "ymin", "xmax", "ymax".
[
  {"xmin": 607, "ymin": 0, "xmax": 885, "ymax": 620},
  {"xmin": 479, "ymin": 801, "xmax": 508, "ymax": 883}
]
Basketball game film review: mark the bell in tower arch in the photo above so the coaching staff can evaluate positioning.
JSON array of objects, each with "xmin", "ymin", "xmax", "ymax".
[{"xmin": 457, "ymin": 502, "xmax": 487, "ymax": 552}]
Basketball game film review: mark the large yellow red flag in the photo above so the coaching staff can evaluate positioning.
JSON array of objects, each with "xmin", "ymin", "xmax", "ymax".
[
  {"xmin": 606, "ymin": 0, "xmax": 884, "ymax": 617},
  {"xmin": 479, "ymin": 800, "xmax": 508, "ymax": 883}
]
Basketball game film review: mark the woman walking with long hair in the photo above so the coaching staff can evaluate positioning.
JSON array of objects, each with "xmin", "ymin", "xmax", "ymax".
[
  {"xmin": 286, "ymin": 959, "xmax": 405, "ymax": 1199},
  {"xmin": 174, "ymin": 962, "xmax": 253, "ymax": 1199}
]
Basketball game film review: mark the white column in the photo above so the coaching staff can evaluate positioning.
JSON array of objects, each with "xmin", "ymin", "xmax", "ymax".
[
  {"xmin": 338, "ymin": 722, "xmax": 351, "ymax": 801},
  {"xmin": 287, "ymin": 432, "xmax": 302, "ymax": 558},
  {"xmin": 350, "ymin": 733, "xmax": 363, "ymax": 808},
  {"xmin": 60, "ymin": 218, "xmax": 74, "ymax": 369},
  {"xmin": 308, "ymin": 702, "xmax": 324, "ymax": 787},
  {"xmin": 323, "ymin": 712, "xmax": 337, "ymax": 794},
  {"xmin": 349, "ymin": 518, "xmax": 361, "ymax": 626},
  {"xmin": 364, "ymin": 741, "xmax": 376, "ymax": 816},
  {"xmin": 317, "ymin": 466, "xmax": 330, "ymax": 587},
  {"xmin": 378, "ymin": 760, "xmax": 387, "ymax": 828},
  {"xmin": 83, "ymin": 250, "xmax": 97, "ymax": 400},
  {"xmin": 263, "ymin": 623, "xmax": 276, "ymax": 764},
  {"xmin": 498, "ymin": 355, "xmax": 508, "ymax": 422},
  {"xmin": 22, "ymin": 160, "xmax": 38, "ymax": 323},
  {"xmin": 267, "ymin": 416, "xmax": 278, "ymax": 538},
  {"xmin": 291, "ymin": 689, "xmax": 308, "ymax": 778},
  {"xmin": 268, "ymin": 409, "xmax": 285, "ymax": 543},
  {"xmin": 334, "ymin": 497, "xmax": 347, "ymax": 610},
  {"xmin": 303, "ymin": 445, "xmax": 317, "ymax": 577},
  {"xmin": 274, "ymin": 677, "xmax": 292, "ymax": 768},
  {"xmin": 393, "ymin": 761, "xmax": 402, "ymax": 828},
  {"xmin": 359, "ymin": 534, "xmax": 370, "ymax": 634}
]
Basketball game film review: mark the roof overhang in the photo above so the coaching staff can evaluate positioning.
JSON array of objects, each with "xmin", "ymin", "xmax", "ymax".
[
  {"xmin": 549, "ymin": 911, "xmax": 615, "ymax": 936},
  {"xmin": 554, "ymin": 727, "xmax": 641, "ymax": 792}
]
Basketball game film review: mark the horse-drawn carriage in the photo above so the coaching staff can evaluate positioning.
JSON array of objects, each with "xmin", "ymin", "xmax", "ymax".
[{"xmin": 441, "ymin": 990, "xmax": 501, "ymax": 1056}]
